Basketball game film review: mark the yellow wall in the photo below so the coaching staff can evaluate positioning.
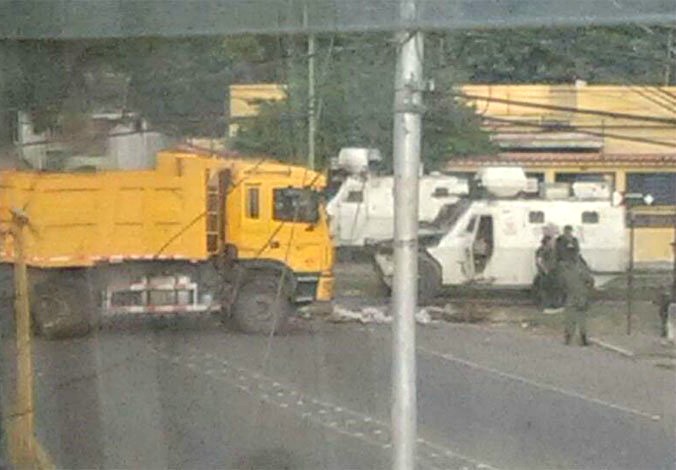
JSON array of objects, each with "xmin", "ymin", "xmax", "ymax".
[
  {"xmin": 633, "ymin": 227, "xmax": 675, "ymax": 265},
  {"xmin": 460, "ymin": 84, "xmax": 676, "ymax": 154},
  {"xmin": 227, "ymin": 82, "xmax": 676, "ymax": 154},
  {"xmin": 229, "ymin": 84, "xmax": 287, "ymax": 136}
]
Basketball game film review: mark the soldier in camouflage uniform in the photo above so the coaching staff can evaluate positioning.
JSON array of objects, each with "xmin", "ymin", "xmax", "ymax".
[
  {"xmin": 556, "ymin": 225, "xmax": 594, "ymax": 346},
  {"xmin": 535, "ymin": 235, "xmax": 560, "ymax": 311}
]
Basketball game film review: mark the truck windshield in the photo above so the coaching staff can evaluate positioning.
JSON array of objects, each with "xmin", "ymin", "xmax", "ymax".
[{"xmin": 273, "ymin": 188, "xmax": 320, "ymax": 224}]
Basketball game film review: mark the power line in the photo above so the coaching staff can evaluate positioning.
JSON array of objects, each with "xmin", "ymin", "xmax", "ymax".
[
  {"xmin": 454, "ymin": 91, "xmax": 676, "ymax": 126},
  {"xmin": 629, "ymin": 85, "xmax": 676, "ymax": 114},
  {"xmin": 481, "ymin": 115, "xmax": 676, "ymax": 148}
]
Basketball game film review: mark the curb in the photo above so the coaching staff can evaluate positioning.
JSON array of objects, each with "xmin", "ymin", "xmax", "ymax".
[{"xmin": 588, "ymin": 338, "xmax": 636, "ymax": 358}]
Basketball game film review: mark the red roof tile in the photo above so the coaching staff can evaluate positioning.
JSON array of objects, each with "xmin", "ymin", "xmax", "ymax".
[{"xmin": 445, "ymin": 152, "xmax": 676, "ymax": 168}]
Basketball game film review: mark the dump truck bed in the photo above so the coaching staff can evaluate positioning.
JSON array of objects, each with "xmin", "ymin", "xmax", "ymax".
[{"xmin": 0, "ymin": 154, "xmax": 213, "ymax": 268}]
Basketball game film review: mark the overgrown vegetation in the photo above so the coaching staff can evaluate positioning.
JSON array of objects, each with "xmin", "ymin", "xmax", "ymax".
[{"xmin": 2, "ymin": 25, "xmax": 673, "ymax": 167}]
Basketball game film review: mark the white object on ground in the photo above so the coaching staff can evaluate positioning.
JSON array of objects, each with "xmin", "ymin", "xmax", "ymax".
[{"xmin": 328, "ymin": 304, "xmax": 436, "ymax": 325}]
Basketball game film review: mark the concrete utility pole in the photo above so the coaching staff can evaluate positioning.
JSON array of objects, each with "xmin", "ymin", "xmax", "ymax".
[
  {"xmin": 391, "ymin": 0, "xmax": 423, "ymax": 467},
  {"xmin": 304, "ymin": 4, "xmax": 317, "ymax": 170},
  {"xmin": 665, "ymin": 26, "xmax": 673, "ymax": 86}
]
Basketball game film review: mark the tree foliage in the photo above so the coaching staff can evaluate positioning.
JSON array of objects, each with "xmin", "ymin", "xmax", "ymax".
[
  {"xmin": 231, "ymin": 33, "xmax": 496, "ymax": 169},
  {"xmin": 2, "ymin": 24, "xmax": 673, "ymax": 165},
  {"xmin": 441, "ymin": 26, "xmax": 674, "ymax": 85}
]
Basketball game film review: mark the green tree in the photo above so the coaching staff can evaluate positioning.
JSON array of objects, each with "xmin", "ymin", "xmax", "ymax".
[
  {"xmin": 3, "ymin": 25, "xmax": 672, "ymax": 162},
  {"xmin": 439, "ymin": 25, "xmax": 674, "ymax": 84},
  {"xmin": 231, "ymin": 33, "xmax": 496, "ymax": 170},
  {"xmin": 2, "ymin": 36, "xmax": 283, "ymax": 138}
]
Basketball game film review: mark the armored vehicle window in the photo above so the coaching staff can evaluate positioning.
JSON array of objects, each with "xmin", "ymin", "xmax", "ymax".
[
  {"xmin": 529, "ymin": 211, "xmax": 545, "ymax": 224},
  {"xmin": 582, "ymin": 211, "xmax": 599, "ymax": 224},
  {"xmin": 432, "ymin": 187, "xmax": 449, "ymax": 197},
  {"xmin": 346, "ymin": 190, "xmax": 364, "ymax": 203},
  {"xmin": 466, "ymin": 216, "xmax": 477, "ymax": 233}
]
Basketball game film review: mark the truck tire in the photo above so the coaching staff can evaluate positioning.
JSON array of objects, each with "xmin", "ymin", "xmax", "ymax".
[
  {"xmin": 0, "ymin": 267, "xmax": 15, "ymax": 339},
  {"xmin": 32, "ymin": 278, "xmax": 92, "ymax": 340},
  {"xmin": 418, "ymin": 254, "xmax": 442, "ymax": 305},
  {"xmin": 230, "ymin": 272, "xmax": 291, "ymax": 335}
]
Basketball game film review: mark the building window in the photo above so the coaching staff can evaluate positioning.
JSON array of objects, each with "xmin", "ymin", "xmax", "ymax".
[
  {"xmin": 246, "ymin": 187, "xmax": 260, "ymax": 219},
  {"xmin": 447, "ymin": 171, "xmax": 476, "ymax": 180},
  {"xmin": 582, "ymin": 211, "xmax": 599, "ymax": 224},
  {"xmin": 526, "ymin": 172, "xmax": 545, "ymax": 183},
  {"xmin": 626, "ymin": 173, "xmax": 676, "ymax": 206},
  {"xmin": 346, "ymin": 190, "xmax": 364, "ymax": 203},
  {"xmin": 529, "ymin": 211, "xmax": 545, "ymax": 224},
  {"xmin": 432, "ymin": 187, "xmax": 450, "ymax": 198},
  {"xmin": 631, "ymin": 213, "xmax": 675, "ymax": 228},
  {"xmin": 555, "ymin": 172, "xmax": 615, "ymax": 189}
]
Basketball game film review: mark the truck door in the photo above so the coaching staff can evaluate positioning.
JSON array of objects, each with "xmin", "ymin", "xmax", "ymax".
[{"xmin": 241, "ymin": 183, "xmax": 277, "ymax": 257}]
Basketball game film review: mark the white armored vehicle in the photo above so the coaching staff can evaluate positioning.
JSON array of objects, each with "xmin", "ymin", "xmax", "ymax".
[
  {"xmin": 374, "ymin": 167, "xmax": 628, "ymax": 302},
  {"xmin": 327, "ymin": 148, "xmax": 469, "ymax": 248}
]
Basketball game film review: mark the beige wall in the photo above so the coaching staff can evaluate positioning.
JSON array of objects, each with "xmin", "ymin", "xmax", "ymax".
[
  {"xmin": 229, "ymin": 84, "xmax": 287, "ymax": 137},
  {"xmin": 460, "ymin": 84, "xmax": 676, "ymax": 154}
]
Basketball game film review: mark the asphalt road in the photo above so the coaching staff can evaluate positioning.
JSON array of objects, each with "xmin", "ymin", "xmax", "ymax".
[{"xmin": 14, "ymin": 311, "xmax": 674, "ymax": 470}]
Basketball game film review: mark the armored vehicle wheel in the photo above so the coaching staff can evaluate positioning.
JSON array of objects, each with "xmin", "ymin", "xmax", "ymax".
[{"xmin": 418, "ymin": 254, "xmax": 442, "ymax": 305}]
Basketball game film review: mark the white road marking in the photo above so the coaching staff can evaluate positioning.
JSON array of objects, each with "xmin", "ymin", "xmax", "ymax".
[
  {"xmin": 588, "ymin": 338, "xmax": 635, "ymax": 358},
  {"xmin": 144, "ymin": 343, "xmax": 496, "ymax": 470},
  {"xmin": 419, "ymin": 347, "xmax": 661, "ymax": 421}
]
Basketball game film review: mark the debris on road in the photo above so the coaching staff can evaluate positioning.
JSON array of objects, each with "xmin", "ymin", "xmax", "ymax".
[{"xmin": 327, "ymin": 305, "xmax": 436, "ymax": 325}]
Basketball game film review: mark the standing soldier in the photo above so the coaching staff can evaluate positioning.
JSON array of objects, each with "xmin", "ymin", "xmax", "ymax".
[
  {"xmin": 556, "ymin": 225, "xmax": 594, "ymax": 345},
  {"xmin": 535, "ymin": 235, "xmax": 559, "ymax": 311}
]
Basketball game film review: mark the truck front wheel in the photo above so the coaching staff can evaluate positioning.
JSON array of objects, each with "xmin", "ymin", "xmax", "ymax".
[
  {"xmin": 32, "ymin": 277, "xmax": 92, "ymax": 340},
  {"xmin": 230, "ymin": 272, "xmax": 291, "ymax": 335}
]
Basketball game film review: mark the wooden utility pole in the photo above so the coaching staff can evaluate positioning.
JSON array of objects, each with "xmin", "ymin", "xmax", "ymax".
[
  {"xmin": 665, "ymin": 26, "xmax": 673, "ymax": 86},
  {"xmin": 6, "ymin": 209, "xmax": 53, "ymax": 469},
  {"xmin": 9, "ymin": 209, "xmax": 36, "ymax": 467}
]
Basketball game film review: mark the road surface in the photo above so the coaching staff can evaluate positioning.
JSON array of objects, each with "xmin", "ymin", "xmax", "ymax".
[{"xmin": 14, "ymin": 312, "xmax": 675, "ymax": 470}]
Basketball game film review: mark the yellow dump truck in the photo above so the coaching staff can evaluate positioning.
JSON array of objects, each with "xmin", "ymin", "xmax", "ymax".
[{"xmin": 0, "ymin": 147, "xmax": 334, "ymax": 337}]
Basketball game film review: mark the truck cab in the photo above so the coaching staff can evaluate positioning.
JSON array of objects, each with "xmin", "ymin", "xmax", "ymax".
[{"xmin": 220, "ymin": 158, "xmax": 334, "ymax": 303}]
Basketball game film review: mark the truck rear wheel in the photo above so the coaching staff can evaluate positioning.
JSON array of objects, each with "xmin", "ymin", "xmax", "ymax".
[
  {"xmin": 230, "ymin": 272, "xmax": 291, "ymax": 335},
  {"xmin": 418, "ymin": 254, "xmax": 442, "ymax": 305},
  {"xmin": 32, "ymin": 277, "xmax": 92, "ymax": 340},
  {"xmin": 0, "ymin": 267, "xmax": 15, "ymax": 339}
]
